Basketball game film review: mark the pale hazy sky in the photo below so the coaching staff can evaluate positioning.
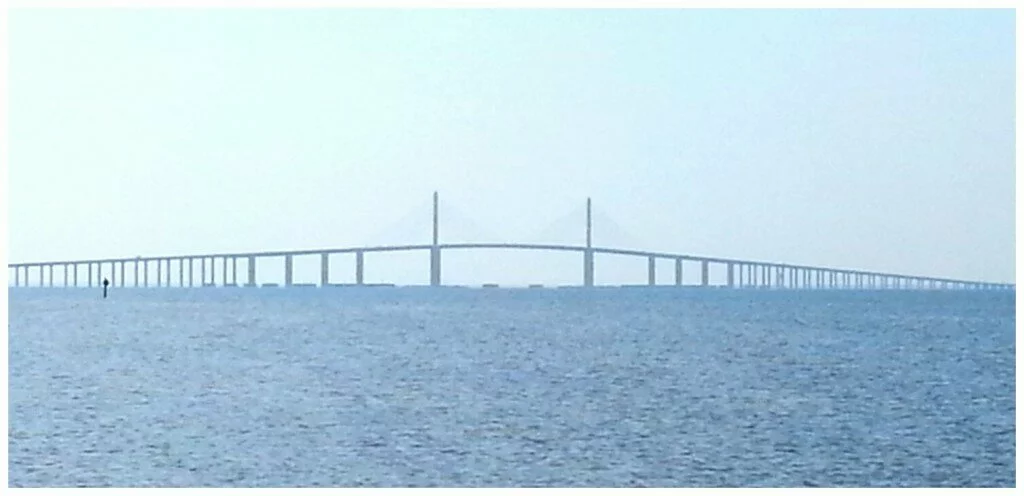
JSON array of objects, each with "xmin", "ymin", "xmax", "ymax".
[{"xmin": 7, "ymin": 9, "xmax": 1015, "ymax": 286}]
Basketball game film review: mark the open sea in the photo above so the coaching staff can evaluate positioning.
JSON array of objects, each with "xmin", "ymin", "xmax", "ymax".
[{"xmin": 7, "ymin": 287, "xmax": 1016, "ymax": 487}]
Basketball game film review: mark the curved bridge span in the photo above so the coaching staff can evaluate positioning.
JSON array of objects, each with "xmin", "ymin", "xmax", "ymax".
[
  {"xmin": 7, "ymin": 241, "xmax": 1012, "ymax": 291},
  {"xmin": 8, "ymin": 193, "xmax": 1014, "ymax": 291}
]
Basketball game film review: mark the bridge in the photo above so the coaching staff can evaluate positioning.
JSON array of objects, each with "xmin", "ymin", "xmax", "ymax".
[{"xmin": 7, "ymin": 192, "xmax": 1014, "ymax": 291}]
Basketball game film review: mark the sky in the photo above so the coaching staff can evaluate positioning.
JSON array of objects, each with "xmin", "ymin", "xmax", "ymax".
[{"xmin": 6, "ymin": 8, "xmax": 1016, "ymax": 286}]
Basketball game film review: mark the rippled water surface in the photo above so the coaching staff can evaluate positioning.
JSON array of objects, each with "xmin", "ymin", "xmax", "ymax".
[{"xmin": 8, "ymin": 288, "xmax": 1015, "ymax": 487}]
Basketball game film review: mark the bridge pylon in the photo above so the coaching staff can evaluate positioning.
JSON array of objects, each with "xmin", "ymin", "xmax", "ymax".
[
  {"xmin": 430, "ymin": 191, "xmax": 441, "ymax": 286},
  {"xmin": 584, "ymin": 197, "xmax": 594, "ymax": 287}
]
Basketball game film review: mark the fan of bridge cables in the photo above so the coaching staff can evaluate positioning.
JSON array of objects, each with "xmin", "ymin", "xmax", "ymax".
[
  {"xmin": 365, "ymin": 195, "xmax": 505, "ymax": 246},
  {"xmin": 524, "ymin": 201, "xmax": 652, "ymax": 250},
  {"xmin": 365, "ymin": 196, "xmax": 434, "ymax": 247},
  {"xmin": 436, "ymin": 198, "xmax": 506, "ymax": 244}
]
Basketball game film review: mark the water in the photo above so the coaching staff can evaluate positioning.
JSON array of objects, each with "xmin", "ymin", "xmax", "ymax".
[{"xmin": 7, "ymin": 288, "xmax": 1015, "ymax": 487}]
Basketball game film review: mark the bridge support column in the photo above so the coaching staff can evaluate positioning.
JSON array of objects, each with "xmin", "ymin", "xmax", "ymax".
[
  {"xmin": 199, "ymin": 258, "xmax": 206, "ymax": 287},
  {"xmin": 648, "ymin": 256, "xmax": 656, "ymax": 286},
  {"xmin": 431, "ymin": 191, "xmax": 441, "ymax": 287},
  {"xmin": 583, "ymin": 250, "xmax": 594, "ymax": 287},
  {"xmin": 675, "ymin": 258, "xmax": 683, "ymax": 286},
  {"xmin": 701, "ymin": 260, "xmax": 709, "ymax": 287},
  {"xmin": 63, "ymin": 264, "xmax": 69, "ymax": 287},
  {"xmin": 14, "ymin": 266, "xmax": 19, "ymax": 287},
  {"xmin": 583, "ymin": 196, "xmax": 593, "ymax": 287},
  {"xmin": 232, "ymin": 257, "xmax": 238, "ymax": 286},
  {"xmin": 247, "ymin": 256, "xmax": 256, "ymax": 287},
  {"xmin": 320, "ymin": 253, "xmax": 329, "ymax": 287},
  {"xmin": 356, "ymin": 251, "xmax": 364, "ymax": 285},
  {"xmin": 727, "ymin": 263, "xmax": 735, "ymax": 288},
  {"xmin": 221, "ymin": 257, "xmax": 227, "ymax": 287},
  {"xmin": 430, "ymin": 248, "xmax": 441, "ymax": 287},
  {"xmin": 285, "ymin": 255, "xmax": 293, "ymax": 287}
]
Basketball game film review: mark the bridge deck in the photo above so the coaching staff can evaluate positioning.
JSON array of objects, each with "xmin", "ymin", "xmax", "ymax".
[{"xmin": 7, "ymin": 242, "xmax": 1012, "ymax": 288}]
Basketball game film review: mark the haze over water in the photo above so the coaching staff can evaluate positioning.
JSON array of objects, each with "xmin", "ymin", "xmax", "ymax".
[
  {"xmin": 8, "ymin": 288, "xmax": 1015, "ymax": 487},
  {"xmin": 7, "ymin": 9, "xmax": 1015, "ymax": 284},
  {"xmin": 7, "ymin": 7, "xmax": 1016, "ymax": 489}
]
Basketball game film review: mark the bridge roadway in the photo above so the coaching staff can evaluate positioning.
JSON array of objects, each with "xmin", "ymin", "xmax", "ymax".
[{"xmin": 7, "ymin": 242, "xmax": 1014, "ymax": 290}]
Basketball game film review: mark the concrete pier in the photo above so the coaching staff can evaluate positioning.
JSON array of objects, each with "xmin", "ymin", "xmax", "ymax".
[
  {"xmin": 247, "ymin": 256, "xmax": 256, "ymax": 287},
  {"xmin": 430, "ymin": 191, "xmax": 441, "ymax": 286},
  {"xmin": 356, "ymin": 251, "xmax": 364, "ymax": 285},
  {"xmin": 583, "ymin": 197, "xmax": 594, "ymax": 287},
  {"xmin": 727, "ymin": 263, "xmax": 735, "ymax": 288},
  {"xmin": 701, "ymin": 260, "xmax": 709, "ymax": 286},
  {"xmin": 648, "ymin": 256, "xmax": 656, "ymax": 286},
  {"xmin": 675, "ymin": 258, "xmax": 683, "ymax": 286},
  {"xmin": 320, "ymin": 253, "xmax": 329, "ymax": 286},
  {"xmin": 284, "ymin": 255, "xmax": 293, "ymax": 287}
]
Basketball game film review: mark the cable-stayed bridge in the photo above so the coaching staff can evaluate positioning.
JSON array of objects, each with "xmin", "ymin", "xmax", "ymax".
[{"xmin": 7, "ymin": 192, "xmax": 1014, "ymax": 290}]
